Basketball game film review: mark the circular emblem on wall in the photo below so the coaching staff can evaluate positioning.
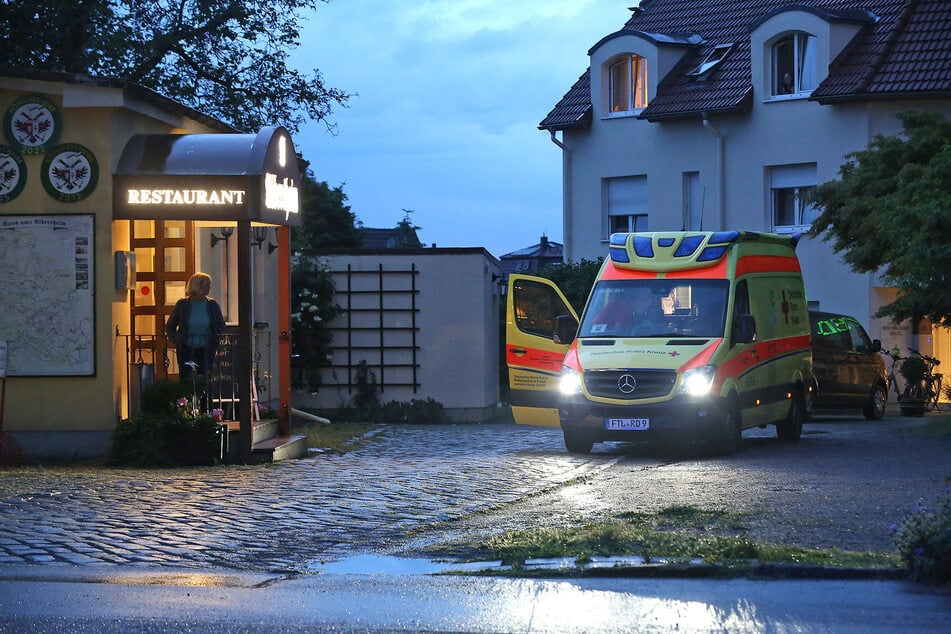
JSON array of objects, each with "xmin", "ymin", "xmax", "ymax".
[
  {"xmin": 4, "ymin": 95, "xmax": 61, "ymax": 154},
  {"xmin": 41, "ymin": 143, "xmax": 99, "ymax": 202},
  {"xmin": 0, "ymin": 146, "xmax": 27, "ymax": 203}
]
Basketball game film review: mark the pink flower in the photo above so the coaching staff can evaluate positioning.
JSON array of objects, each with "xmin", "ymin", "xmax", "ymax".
[
  {"xmin": 177, "ymin": 397, "xmax": 189, "ymax": 407},
  {"xmin": 211, "ymin": 409, "xmax": 225, "ymax": 422}
]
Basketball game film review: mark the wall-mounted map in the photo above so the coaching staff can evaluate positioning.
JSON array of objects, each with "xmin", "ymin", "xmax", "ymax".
[{"xmin": 0, "ymin": 214, "xmax": 95, "ymax": 376}]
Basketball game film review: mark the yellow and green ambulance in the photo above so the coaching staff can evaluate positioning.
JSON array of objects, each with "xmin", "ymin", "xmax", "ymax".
[{"xmin": 506, "ymin": 231, "xmax": 814, "ymax": 454}]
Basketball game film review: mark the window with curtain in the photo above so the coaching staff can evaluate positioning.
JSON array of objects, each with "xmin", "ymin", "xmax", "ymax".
[
  {"xmin": 606, "ymin": 175, "xmax": 648, "ymax": 236},
  {"xmin": 608, "ymin": 55, "xmax": 649, "ymax": 113},
  {"xmin": 771, "ymin": 32, "xmax": 817, "ymax": 96},
  {"xmin": 770, "ymin": 163, "xmax": 818, "ymax": 232}
]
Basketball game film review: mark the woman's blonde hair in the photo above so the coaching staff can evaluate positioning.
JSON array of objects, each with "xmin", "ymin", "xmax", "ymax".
[{"xmin": 186, "ymin": 272, "xmax": 212, "ymax": 298}]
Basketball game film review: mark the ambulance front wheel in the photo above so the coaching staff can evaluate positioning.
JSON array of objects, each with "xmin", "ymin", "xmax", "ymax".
[
  {"xmin": 563, "ymin": 427, "xmax": 593, "ymax": 453},
  {"xmin": 777, "ymin": 390, "xmax": 806, "ymax": 442}
]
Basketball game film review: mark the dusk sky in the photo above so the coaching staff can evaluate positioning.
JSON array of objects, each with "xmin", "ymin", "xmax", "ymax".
[{"xmin": 291, "ymin": 1, "xmax": 631, "ymax": 257}]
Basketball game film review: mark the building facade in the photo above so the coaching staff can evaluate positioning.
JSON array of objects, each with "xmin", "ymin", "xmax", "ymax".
[
  {"xmin": 540, "ymin": 0, "xmax": 951, "ymax": 366},
  {"xmin": 0, "ymin": 70, "xmax": 301, "ymax": 460}
]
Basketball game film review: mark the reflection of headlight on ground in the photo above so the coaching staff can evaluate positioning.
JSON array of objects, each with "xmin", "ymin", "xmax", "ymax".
[
  {"xmin": 682, "ymin": 365, "xmax": 716, "ymax": 396},
  {"xmin": 559, "ymin": 368, "xmax": 583, "ymax": 395}
]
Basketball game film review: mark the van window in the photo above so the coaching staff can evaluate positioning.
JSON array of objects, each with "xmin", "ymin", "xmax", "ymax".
[
  {"xmin": 512, "ymin": 278, "xmax": 573, "ymax": 338},
  {"xmin": 579, "ymin": 279, "xmax": 728, "ymax": 338}
]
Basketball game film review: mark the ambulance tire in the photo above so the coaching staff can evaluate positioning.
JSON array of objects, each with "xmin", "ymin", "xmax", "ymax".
[
  {"xmin": 777, "ymin": 391, "xmax": 805, "ymax": 442},
  {"xmin": 563, "ymin": 428, "xmax": 593, "ymax": 454},
  {"xmin": 710, "ymin": 398, "xmax": 741, "ymax": 456}
]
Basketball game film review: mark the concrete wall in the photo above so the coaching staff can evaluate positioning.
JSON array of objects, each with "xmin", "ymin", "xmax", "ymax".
[{"xmin": 293, "ymin": 249, "xmax": 501, "ymax": 422}]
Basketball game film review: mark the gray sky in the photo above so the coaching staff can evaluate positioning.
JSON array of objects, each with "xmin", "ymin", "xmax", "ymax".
[{"xmin": 291, "ymin": 1, "xmax": 631, "ymax": 257}]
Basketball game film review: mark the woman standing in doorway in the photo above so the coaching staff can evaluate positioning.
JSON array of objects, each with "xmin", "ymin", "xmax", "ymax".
[{"xmin": 165, "ymin": 272, "xmax": 226, "ymax": 383}]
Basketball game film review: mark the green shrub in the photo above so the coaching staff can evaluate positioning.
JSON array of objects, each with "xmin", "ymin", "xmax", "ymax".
[
  {"xmin": 108, "ymin": 414, "xmax": 174, "ymax": 467},
  {"xmin": 379, "ymin": 398, "xmax": 451, "ymax": 424},
  {"xmin": 892, "ymin": 491, "xmax": 951, "ymax": 584},
  {"xmin": 141, "ymin": 379, "xmax": 193, "ymax": 417},
  {"xmin": 111, "ymin": 380, "xmax": 224, "ymax": 467}
]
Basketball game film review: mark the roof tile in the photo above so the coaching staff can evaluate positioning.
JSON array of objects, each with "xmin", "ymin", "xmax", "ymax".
[{"xmin": 540, "ymin": 0, "xmax": 949, "ymax": 129}]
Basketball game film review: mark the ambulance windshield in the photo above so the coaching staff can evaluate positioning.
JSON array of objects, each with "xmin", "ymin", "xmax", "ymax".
[{"xmin": 579, "ymin": 279, "xmax": 729, "ymax": 338}]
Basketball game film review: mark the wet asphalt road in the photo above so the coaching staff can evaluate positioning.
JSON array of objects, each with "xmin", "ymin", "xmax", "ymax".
[{"xmin": 0, "ymin": 407, "xmax": 948, "ymax": 572}]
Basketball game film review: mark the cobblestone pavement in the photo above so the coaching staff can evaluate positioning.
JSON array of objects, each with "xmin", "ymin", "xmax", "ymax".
[{"xmin": 0, "ymin": 424, "xmax": 618, "ymax": 572}]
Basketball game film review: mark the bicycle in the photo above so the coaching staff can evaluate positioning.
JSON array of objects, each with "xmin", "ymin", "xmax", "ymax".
[
  {"xmin": 907, "ymin": 348, "xmax": 943, "ymax": 412},
  {"xmin": 882, "ymin": 346, "xmax": 905, "ymax": 402}
]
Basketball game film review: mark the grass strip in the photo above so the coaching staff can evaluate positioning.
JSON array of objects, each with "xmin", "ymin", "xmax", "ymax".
[{"xmin": 439, "ymin": 504, "xmax": 900, "ymax": 572}]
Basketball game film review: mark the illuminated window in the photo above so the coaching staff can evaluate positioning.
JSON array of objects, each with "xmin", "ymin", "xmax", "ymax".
[
  {"xmin": 772, "ymin": 32, "xmax": 817, "ymax": 96},
  {"xmin": 609, "ymin": 55, "xmax": 648, "ymax": 112},
  {"xmin": 770, "ymin": 163, "xmax": 818, "ymax": 232}
]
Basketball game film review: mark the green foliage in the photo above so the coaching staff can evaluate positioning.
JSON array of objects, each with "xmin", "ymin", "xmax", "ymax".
[
  {"xmin": 470, "ymin": 504, "xmax": 899, "ymax": 570},
  {"xmin": 892, "ymin": 491, "xmax": 951, "ymax": 584},
  {"xmin": 1, "ymin": 0, "xmax": 351, "ymax": 134},
  {"xmin": 110, "ymin": 379, "xmax": 224, "ymax": 466},
  {"xmin": 393, "ymin": 209, "xmax": 423, "ymax": 248},
  {"xmin": 351, "ymin": 360, "xmax": 381, "ymax": 418},
  {"xmin": 291, "ymin": 256, "xmax": 342, "ymax": 391},
  {"xmin": 292, "ymin": 171, "xmax": 363, "ymax": 251},
  {"xmin": 811, "ymin": 111, "xmax": 951, "ymax": 326},
  {"xmin": 536, "ymin": 258, "xmax": 603, "ymax": 315},
  {"xmin": 379, "ymin": 398, "xmax": 451, "ymax": 424},
  {"xmin": 141, "ymin": 379, "xmax": 193, "ymax": 418}
]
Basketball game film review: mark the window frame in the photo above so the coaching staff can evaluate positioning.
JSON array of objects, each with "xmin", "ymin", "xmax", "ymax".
[
  {"xmin": 607, "ymin": 54, "xmax": 649, "ymax": 115},
  {"xmin": 769, "ymin": 163, "xmax": 818, "ymax": 233},
  {"xmin": 770, "ymin": 31, "xmax": 818, "ymax": 98},
  {"xmin": 604, "ymin": 175, "xmax": 648, "ymax": 240}
]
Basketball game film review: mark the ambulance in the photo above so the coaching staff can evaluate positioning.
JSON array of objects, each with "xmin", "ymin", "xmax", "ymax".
[{"xmin": 505, "ymin": 231, "xmax": 813, "ymax": 454}]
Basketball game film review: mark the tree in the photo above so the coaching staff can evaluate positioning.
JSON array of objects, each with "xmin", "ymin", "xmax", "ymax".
[
  {"xmin": 538, "ymin": 258, "xmax": 603, "ymax": 315},
  {"xmin": 393, "ymin": 209, "xmax": 423, "ymax": 248},
  {"xmin": 810, "ymin": 111, "xmax": 951, "ymax": 326},
  {"xmin": 292, "ymin": 171, "xmax": 363, "ymax": 251},
  {"xmin": 0, "ymin": 0, "xmax": 350, "ymax": 134}
]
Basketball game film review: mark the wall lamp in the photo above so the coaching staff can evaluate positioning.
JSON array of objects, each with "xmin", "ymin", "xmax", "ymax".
[
  {"xmin": 251, "ymin": 226, "xmax": 270, "ymax": 250},
  {"xmin": 210, "ymin": 226, "xmax": 234, "ymax": 248}
]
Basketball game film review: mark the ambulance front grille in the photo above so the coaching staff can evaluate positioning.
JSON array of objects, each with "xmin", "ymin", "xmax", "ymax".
[{"xmin": 583, "ymin": 369, "xmax": 677, "ymax": 399}]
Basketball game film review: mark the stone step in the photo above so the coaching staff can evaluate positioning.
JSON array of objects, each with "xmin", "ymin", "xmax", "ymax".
[
  {"xmin": 221, "ymin": 419, "xmax": 308, "ymax": 462},
  {"xmin": 251, "ymin": 434, "xmax": 309, "ymax": 462}
]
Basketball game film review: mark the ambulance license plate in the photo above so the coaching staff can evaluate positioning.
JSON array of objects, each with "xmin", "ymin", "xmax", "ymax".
[{"xmin": 606, "ymin": 418, "xmax": 649, "ymax": 430}]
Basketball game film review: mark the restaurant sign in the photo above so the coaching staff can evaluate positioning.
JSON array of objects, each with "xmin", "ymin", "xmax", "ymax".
[{"xmin": 113, "ymin": 126, "xmax": 301, "ymax": 226}]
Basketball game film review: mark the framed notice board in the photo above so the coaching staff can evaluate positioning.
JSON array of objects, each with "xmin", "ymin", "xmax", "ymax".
[{"xmin": 0, "ymin": 214, "xmax": 95, "ymax": 376}]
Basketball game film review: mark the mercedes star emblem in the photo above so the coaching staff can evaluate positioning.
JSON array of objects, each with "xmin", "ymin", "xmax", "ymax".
[{"xmin": 617, "ymin": 374, "xmax": 637, "ymax": 394}]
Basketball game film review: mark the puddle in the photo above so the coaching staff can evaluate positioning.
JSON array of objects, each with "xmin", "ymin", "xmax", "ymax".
[
  {"xmin": 304, "ymin": 554, "xmax": 504, "ymax": 575},
  {"xmin": 304, "ymin": 554, "xmax": 705, "ymax": 576}
]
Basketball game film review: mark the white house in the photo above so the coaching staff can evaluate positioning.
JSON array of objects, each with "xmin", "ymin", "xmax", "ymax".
[{"xmin": 540, "ymin": 0, "xmax": 951, "ymax": 367}]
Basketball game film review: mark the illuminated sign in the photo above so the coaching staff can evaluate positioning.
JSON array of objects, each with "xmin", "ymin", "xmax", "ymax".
[
  {"xmin": 126, "ymin": 189, "xmax": 246, "ymax": 206},
  {"xmin": 814, "ymin": 317, "xmax": 852, "ymax": 337},
  {"xmin": 113, "ymin": 127, "xmax": 302, "ymax": 226},
  {"xmin": 264, "ymin": 173, "xmax": 299, "ymax": 220}
]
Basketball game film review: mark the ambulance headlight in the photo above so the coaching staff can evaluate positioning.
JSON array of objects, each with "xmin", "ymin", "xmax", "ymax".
[
  {"xmin": 682, "ymin": 365, "xmax": 716, "ymax": 397},
  {"xmin": 559, "ymin": 368, "xmax": 583, "ymax": 395}
]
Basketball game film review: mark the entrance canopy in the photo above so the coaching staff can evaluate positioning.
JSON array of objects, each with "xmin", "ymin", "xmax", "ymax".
[{"xmin": 113, "ymin": 126, "xmax": 302, "ymax": 226}]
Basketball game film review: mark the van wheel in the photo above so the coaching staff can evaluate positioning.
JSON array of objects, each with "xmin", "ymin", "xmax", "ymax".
[
  {"xmin": 863, "ymin": 384, "xmax": 887, "ymax": 420},
  {"xmin": 563, "ymin": 428, "xmax": 593, "ymax": 454},
  {"xmin": 710, "ymin": 400, "xmax": 741, "ymax": 455},
  {"xmin": 777, "ymin": 392, "xmax": 805, "ymax": 442}
]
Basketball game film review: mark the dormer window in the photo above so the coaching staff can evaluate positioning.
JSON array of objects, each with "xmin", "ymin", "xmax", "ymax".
[
  {"xmin": 609, "ymin": 55, "xmax": 649, "ymax": 112},
  {"xmin": 771, "ymin": 32, "xmax": 818, "ymax": 96}
]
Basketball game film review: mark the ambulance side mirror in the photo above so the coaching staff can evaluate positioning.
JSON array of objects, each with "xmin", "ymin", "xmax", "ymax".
[
  {"xmin": 733, "ymin": 314, "xmax": 757, "ymax": 344},
  {"xmin": 554, "ymin": 315, "xmax": 578, "ymax": 345}
]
